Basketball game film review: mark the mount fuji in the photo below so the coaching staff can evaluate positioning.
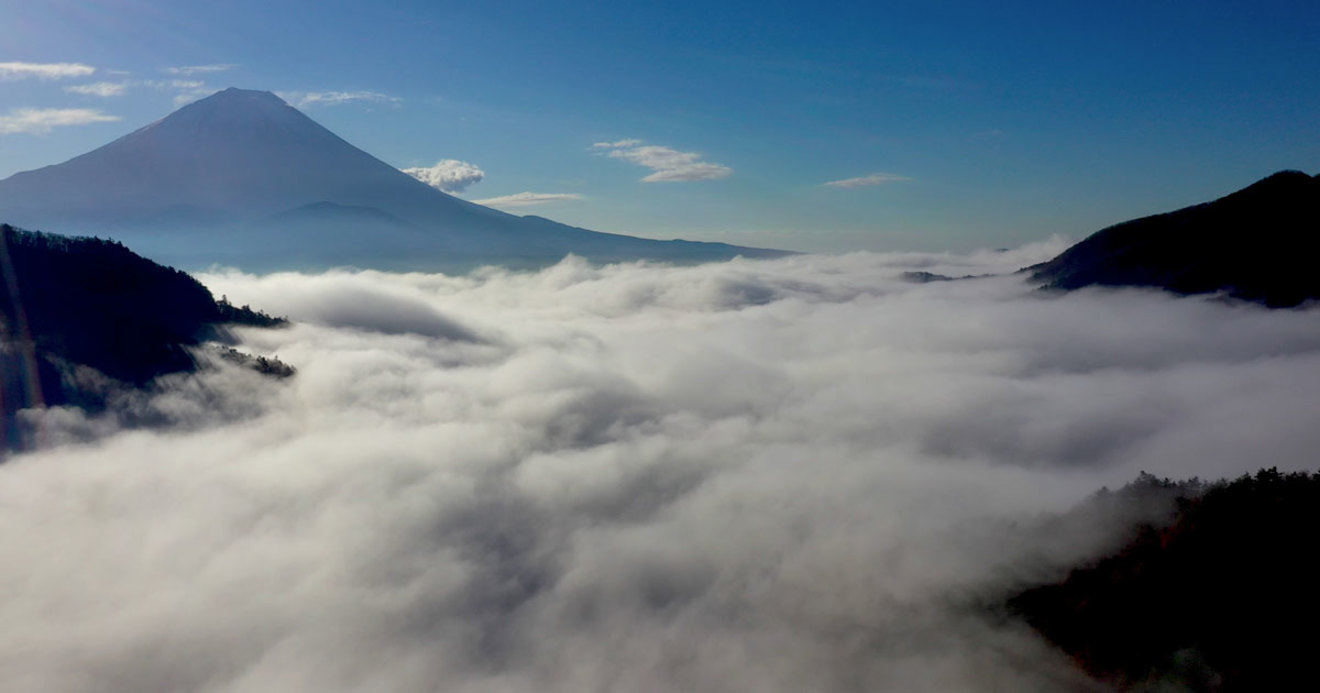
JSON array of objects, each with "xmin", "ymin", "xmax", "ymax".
[{"xmin": 0, "ymin": 88, "xmax": 788, "ymax": 271}]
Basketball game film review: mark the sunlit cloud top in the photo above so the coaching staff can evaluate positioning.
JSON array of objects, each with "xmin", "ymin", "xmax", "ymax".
[{"xmin": 402, "ymin": 159, "xmax": 486, "ymax": 193}]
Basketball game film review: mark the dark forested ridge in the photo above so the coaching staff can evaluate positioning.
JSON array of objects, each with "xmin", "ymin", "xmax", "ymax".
[
  {"xmin": 1, "ymin": 223, "xmax": 287, "ymax": 445},
  {"xmin": 1008, "ymin": 468, "xmax": 1320, "ymax": 690},
  {"xmin": 1024, "ymin": 171, "xmax": 1320, "ymax": 307}
]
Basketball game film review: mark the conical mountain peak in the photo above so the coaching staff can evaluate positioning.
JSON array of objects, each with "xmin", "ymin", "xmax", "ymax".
[
  {"xmin": 132, "ymin": 87, "xmax": 317, "ymax": 143},
  {"xmin": 173, "ymin": 88, "xmax": 297, "ymax": 119},
  {"xmin": 0, "ymin": 85, "xmax": 431, "ymax": 225},
  {"xmin": 0, "ymin": 87, "xmax": 788, "ymax": 271},
  {"xmin": 209, "ymin": 86, "xmax": 286, "ymax": 101}
]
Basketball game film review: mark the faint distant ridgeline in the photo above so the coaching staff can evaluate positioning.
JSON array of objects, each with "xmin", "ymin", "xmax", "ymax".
[{"xmin": 0, "ymin": 224, "xmax": 287, "ymax": 449}]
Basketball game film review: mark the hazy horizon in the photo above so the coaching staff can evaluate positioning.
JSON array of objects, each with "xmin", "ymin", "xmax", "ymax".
[{"xmin": 3, "ymin": 1, "xmax": 1318, "ymax": 253}]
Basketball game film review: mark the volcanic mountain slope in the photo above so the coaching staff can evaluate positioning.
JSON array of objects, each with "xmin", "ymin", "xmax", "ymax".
[
  {"xmin": 1024, "ymin": 170, "xmax": 1320, "ymax": 307},
  {"xmin": 0, "ymin": 88, "xmax": 789, "ymax": 271}
]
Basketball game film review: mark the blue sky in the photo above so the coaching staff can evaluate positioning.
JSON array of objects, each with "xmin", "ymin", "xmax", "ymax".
[{"xmin": 1, "ymin": 0, "xmax": 1317, "ymax": 252}]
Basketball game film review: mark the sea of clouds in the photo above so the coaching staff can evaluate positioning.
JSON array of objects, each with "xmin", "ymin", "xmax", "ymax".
[{"xmin": 4, "ymin": 241, "xmax": 1320, "ymax": 692}]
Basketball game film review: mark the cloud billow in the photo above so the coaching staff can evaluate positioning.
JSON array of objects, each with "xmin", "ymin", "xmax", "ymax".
[
  {"xmin": 4, "ymin": 243, "xmax": 1320, "ymax": 691},
  {"xmin": 402, "ymin": 160, "xmax": 487, "ymax": 193},
  {"xmin": 594, "ymin": 139, "xmax": 733, "ymax": 182}
]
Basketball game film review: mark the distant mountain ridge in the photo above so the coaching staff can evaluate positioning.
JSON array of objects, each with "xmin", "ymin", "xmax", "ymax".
[
  {"xmin": 1025, "ymin": 170, "xmax": 1320, "ymax": 307},
  {"xmin": 0, "ymin": 88, "xmax": 789, "ymax": 271}
]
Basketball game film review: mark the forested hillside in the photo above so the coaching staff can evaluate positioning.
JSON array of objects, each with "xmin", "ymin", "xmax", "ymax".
[
  {"xmin": 1, "ymin": 223, "xmax": 286, "ymax": 447},
  {"xmin": 1009, "ymin": 468, "xmax": 1320, "ymax": 690},
  {"xmin": 1024, "ymin": 171, "xmax": 1320, "ymax": 307}
]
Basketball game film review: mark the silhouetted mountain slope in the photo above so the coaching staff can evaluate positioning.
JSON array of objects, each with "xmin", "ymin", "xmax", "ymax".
[
  {"xmin": 0, "ymin": 88, "xmax": 789, "ymax": 271},
  {"xmin": 1025, "ymin": 171, "xmax": 1320, "ymax": 307},
  {"xmin": 1008, "ymin": 468, "xmax": 1320, "ymax": 690},
  {"xmin": 1, "ymin": 224, "xmax": 285, "ymax": 446}
]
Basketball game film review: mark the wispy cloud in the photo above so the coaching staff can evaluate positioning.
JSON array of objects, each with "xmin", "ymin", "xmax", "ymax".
[
  {"xmin": 172, "ymin": 85, "xmax": 219, "ymax": 107},
  {"xmin": 823, "ymin": 172, "xmax": 911, "ymax": 188},
  {"xmin": 590, "ymin": 138, "xmax": 643, "ymax": 149},
  {"xmin": 472, "ymin": 192, "xmax": 583, "ymax": 208},
  {"xmin": 279, "ymin": 90, "xmax": 401, "ymax": 108},
  {"xmin": 594, "ymin": 139, "xmax": 733, "ymax": 182},
  {"xmin": 164, "ymin": 64, "xmax": 235, "ymax": 76},
  {"xmin": 156, "ymin": 66, "xmax": 233, "ymax": 105},
  {"xmin": 64, "ymin": 81, "xmax": 128, "ymax": 97},
  {"xmin": 139, "ymin": 78, "xmax": 216, "ymax": 106},
  {"xmin": 0, "ymin": 61, "xmax": 96, "ymax": 80},
  {"xmin": 146, "ymin": 79, "xmax": 205, "ymax": 90},
  {"xmin": 0, "ymin": 107, "xmax": 119, "ymax": 135},
  {"xmin": 402, "ymin": 160, "xmax": 486, "ymax": 193}
]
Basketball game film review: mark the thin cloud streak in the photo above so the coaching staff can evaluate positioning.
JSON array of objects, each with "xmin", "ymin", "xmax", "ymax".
[
  {"xmin": 824, "ymin": 172, "xmax": 911, "ymax": 188},
  {"xmin": 164, "ymin": 64, "xmax": 236, "ymax": 76},
  {"xmin": 144, "ymin": 79, "xmax": 205, "ymax": 90},
  {"xmin": 590, "ymin": 138, "xmax": 643, "ymax": 149},
  {"xmin": 472, "ymin": 192, "xmax": 583, "ymax": 208},
  {"xmin": 0, "ymin": 62, "xmax": 95, "ymax": 80},
  {"xmin": 64, "ymin": 82, "xmax": 128, "ymax": 97},
  {"xmin": 279, "ymin": 90, "xmax": 401, "ymax": 108},
  {"xmin": 62, "ymin": 79, "xmax": 210, "ymax": 102},
  {"xmin": 0, "ymin": 107, "xmax": 120, "ymax": 135}
]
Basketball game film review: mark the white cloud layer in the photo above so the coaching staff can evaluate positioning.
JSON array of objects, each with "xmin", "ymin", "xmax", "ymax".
[
  {"xmin": 5, "ymin": 244, "xmax": 1320, "ymax": 691},
  {"xmin": 279, "ymin": 90, "xmax": 401, "ymax": 108},
  {"xmin": 0, "ymin": 61, "xmax": 95, "ymax": 80},
  {"xmin": 64, "ymin": 81, "xmax": 128, "ymax": 97},
  {"xmin": 824, "ymin": 172, "xmax": 911, "ymax": 188},
  {"xmin": 402, "ymin": 160, "xmax": 487, "ymax": 193},
  {"xmin": 595, "ymin": 139, "xmax": 733, "ymax": 182},
  {"xmin": 0, "ymin": 107, "xmax": 120, "ymax": 135},
  {"xmin": 473, "ymin": 192, "xmax": 583, "ymax": 208}
]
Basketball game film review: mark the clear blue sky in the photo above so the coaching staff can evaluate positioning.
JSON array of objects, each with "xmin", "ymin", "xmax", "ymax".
[{"xmin": 2, "ymin": 0, "xmax": 1317, "ymax": 252}]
